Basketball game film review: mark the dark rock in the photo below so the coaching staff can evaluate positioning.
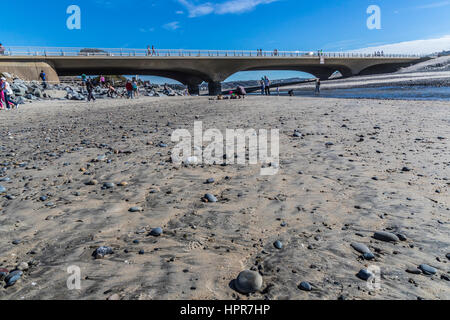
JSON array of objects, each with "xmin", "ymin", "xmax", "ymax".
[
  {"xmin": 373, "ymin": 231, "xmax": 399, "ymax": 242},
  {"xmin": 397, "ymin": 234, "xmax": 407, "ymax": 241},
  {"xmin": 204, "ymin": 194, "xmax": 218, "ymax": 203},
  {"xmin": 129, "ymin": 206, "xmax": 143, "ymax": 213},
  {"xmin": 93, "ymin": 246, "xmax": 114, "ymax": 259},
  {"xmin": 351, "ymin": 242, "xmax": 371, "ymax": 254},
  {"xmin": 274, "ymin": 240, "xmax": 283, "ymax": 250},
  {"xmin": 406, "ymin": 268, "xmax": 422, "ymax": 275},
  {"xmin": 102, "ymin": 182, "xmax": 115, "ymax": 189},
  {"xmin": 235, "ymin": 270, "xmax": 263, "ymax": 294},
  {"xmin": 363, "ymin": 252, "xmax": 375, "ymax": 260},
  {"xmin": 357, "ymin": 269, "xmax": 373, "ymax": 281},
  {"xmin": 149, "ymin": 227, "xmax": 163, "ymax": 237},
  {"xmin": 4, "ymin": 270, "xmax": 23, "ymax": 287},
  {"xmin": 419, "ymin": 264, "xmax": 437, "ymax": 276},
  {"xmin": 298, "ymin": 281, "xmax": 312, "ymax": 291}
]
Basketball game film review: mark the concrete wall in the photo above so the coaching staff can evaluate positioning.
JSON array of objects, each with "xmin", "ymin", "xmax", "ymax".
[{"xmin": 0, "ymin": 61, "xmax": 59, "ymax": 83}]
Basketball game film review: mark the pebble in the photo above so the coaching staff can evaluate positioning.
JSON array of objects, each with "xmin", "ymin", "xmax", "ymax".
[
  {"xmin": 419, "ymin": 264, "xmax": 437, "ymax": 276},
  {"xmin": 149, "ymin": 227, "xmax": 163, "ymax": 237},
  {"xmin": 96, "ymin": 155, "xmax": 107, "ymax": 162},
  {"xmin": 351, "ymin": 242, "xmax": 372, "ymax": 255},
  {"xmin": 274, "ymin": 240, "xmax": 283, "ymax": 249},
  {"xmin": 102, "ymin": 182, "xmax": 115, "ymax": 189},
  {"xmin": 0, "ymin": 185, "xmax": 6, "ymax": 193},
  {"xmin": 0, "ymin": 177, "xmax": 10, "ymax": 182},
  {"xmin": 5, "ymin": 270, "xmax": 23, "ymax": 287},
  {"xmin": 139, "ymin": 250, "xmax": 145, "ymax": 255},
  {"xmin": 206, "ymin": 178, "xmax": 215, "ymax": 184},
  {"xmin": 357, "ymin": 269, "xmax": 373, "ymax": 281},
  {"xmin": 446, "ymin": 253, "xmax": 450, "ymax": 260},
  {"xmin": 373, "ymin": 231, "xmax": 399, "ymax": 242},
  {"xmin": 93, "ymin": 246, "xmax": 114, "ymax": 259},
  {"xmin": 204, "ymin": 194, "xmax": 218, "ymax": 203},
  {"xmin": 39, "ymin": 196, "xmax": 48, "ymax": 201},
  {"xmin": 397, "ymin": 234, "xmax": 407, "ymax": 241},
  {"xmin": 107, "ymin": 294, "xmax": 120, "ymax": 300},
  {"xmin": 129, "ymin": 206, "xmax": 143, "ymax": 213},
  {"xmin": 363, "ymin": 252, "xmax": 375, "ymax": 260},
  {"xmin": 234, "ymin": 270, "xmax": 263, "ymax": 294},
  {"xmin": 298, "ymin": 281, "xmax": 312, "ymax": 291},
  {"xmin": 406, "ymin": 268, "xmax": 422, "ymax": 275},
  {"xmin": 12, "ymin": 240, "xmax": 21, "ymax": 245},
  {"xmin": 85, "ymin": 179, "xmax": 98, "ymax": 186},
  {"xmin": 17, "ymin": 262, "xmax": 29, "ymax": 271}
]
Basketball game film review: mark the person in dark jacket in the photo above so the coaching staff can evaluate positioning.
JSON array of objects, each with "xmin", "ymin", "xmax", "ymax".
[{"xmin": 86, "ymin": 79, "xmax": 96, "ymax": 102}]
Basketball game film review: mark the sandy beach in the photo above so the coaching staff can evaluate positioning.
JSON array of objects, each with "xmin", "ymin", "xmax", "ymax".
[{"xmin": 0, "ymin": 95, "xmax": 449, "ymax": 300}]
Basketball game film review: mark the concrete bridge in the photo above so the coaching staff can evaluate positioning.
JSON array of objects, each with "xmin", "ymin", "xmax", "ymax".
[{"xmin": 0, "ymin": 47, "xmax": 425, "ymax": 95}]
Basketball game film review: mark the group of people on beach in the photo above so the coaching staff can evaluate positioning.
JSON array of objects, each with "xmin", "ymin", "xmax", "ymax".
[
  {"xmin": 80, "ymin": 74, "xmax": 141, "ymax": 101},
  {"xmin": 260, "ymin": 76, "xmax": 272, "ymax": 95},
  {"xmin": 0, "ymin": 77, "xmax": 19, "ymax": 110}
]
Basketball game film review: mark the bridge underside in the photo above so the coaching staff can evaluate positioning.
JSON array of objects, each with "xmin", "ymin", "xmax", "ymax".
[{"xmin": 0, "ymin": 56, "xmax": 424, "ymax": 95}]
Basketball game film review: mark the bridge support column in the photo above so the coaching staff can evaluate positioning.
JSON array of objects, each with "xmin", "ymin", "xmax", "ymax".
[
  {"xmin": 187, "ymin": 83, "xmax": 200, "ymax": 96},
  {"xmin": 208, "ymin": 81, "xmax": 222, "ymax": 96}
]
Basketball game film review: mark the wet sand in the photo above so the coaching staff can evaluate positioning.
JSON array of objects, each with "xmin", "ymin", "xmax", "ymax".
[{"xmin": 0, "ymin": 96, "xmax": 449, "ymax": 300}]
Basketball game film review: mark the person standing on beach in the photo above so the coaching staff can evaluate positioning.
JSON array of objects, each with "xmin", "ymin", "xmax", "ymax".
[
  {"xmin": 132, "ymin": 79, "xmax": 139, "ymax": 98},
  {"xmin": 39, "ymin": 70, "xmax": 47, "ymax": 89},
  {"xmin": 1, "ymin": 77, "xmax": 19, "ymax": 109},
  {"xmin": 264, "ymin": 76, "xmax": 271, "ymax": 95},
  {"xmin": 81, "ymin": 73, "xmax": 87, "ymax": 86},
  {"xmin": 260, "ymin": 78, "xmax": 265, "ymax": 95},
  {"xmin": 126, "ymin": 80, "xmax": 134, "ymax": 99},
  {"xmin": 100, "ymin": 75, "xmax": 106, "ymax": 87},
  {"xmin": 86, "ymin": 79, "xmax": 96, "ymax": 102},
  {"xmin": 315, "ymin": 78, "xmax": 321, "ymax": 95}
]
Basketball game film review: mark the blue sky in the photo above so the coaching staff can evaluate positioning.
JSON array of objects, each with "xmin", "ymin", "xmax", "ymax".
[{"xmin": 2, "ymin": 0, "xmax": 450, "ymax": 82}]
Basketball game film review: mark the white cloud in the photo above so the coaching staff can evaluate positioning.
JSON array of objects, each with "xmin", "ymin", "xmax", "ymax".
[
  {"xmin": 139, "ymin": 27, "xmax": 155, "ymax": 33},
  {"xmin": 163, "ymin": 21, "xmax": 181, "ymax": 31},
  {"xmin": 353, "ymin": 35, "xmax": 450, "ymax": 55},
  {"xmin": 177, "ymin": 0, "xmax": 279, "ymax": 18},
  {"xmin": 416, "ymin": 1, "xmax": 450, "ymax": 9}
]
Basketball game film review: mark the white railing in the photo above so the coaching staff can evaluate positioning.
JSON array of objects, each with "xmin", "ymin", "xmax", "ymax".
[{"xmin": 0, "ymin": 46, "xmax": 424, "ymax": 58}]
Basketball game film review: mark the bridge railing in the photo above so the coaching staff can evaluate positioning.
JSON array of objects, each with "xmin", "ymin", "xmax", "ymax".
[{"xmin": 0, "ymin": 46, "xmax": 424, "ymax": 58}]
